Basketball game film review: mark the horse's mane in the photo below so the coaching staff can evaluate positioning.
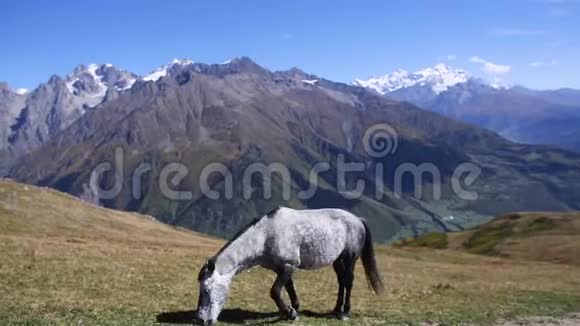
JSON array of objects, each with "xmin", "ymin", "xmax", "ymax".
[{"xmin": 211, "ymin": 207, "xmax": 280, "ymax": 261}]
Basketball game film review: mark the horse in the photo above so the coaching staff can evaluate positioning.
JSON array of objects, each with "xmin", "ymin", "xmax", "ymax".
[{"xmin": 194, "ymin": 206, "xmax": 384, "ymax": 325}]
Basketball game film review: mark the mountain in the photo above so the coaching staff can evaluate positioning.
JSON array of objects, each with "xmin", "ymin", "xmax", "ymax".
[
  {"xmin": 4, "ymin": 57, "xmax": 580, "ymax": 242},
  {"xmin": 431, "ymin": 82, "xmax": 580, "ymax": 151},
  {"xmin": 355, "ymin": 65, "xmax": 580, "ymax": 152}
]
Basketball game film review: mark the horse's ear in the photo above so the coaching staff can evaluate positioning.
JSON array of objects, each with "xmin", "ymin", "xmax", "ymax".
[{"xmin": 198, "ymin": 259, "xmax": 216, "ymax": 281}]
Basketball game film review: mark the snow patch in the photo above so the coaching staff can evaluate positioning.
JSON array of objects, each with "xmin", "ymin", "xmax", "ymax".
[
  {"xmin": 14, "ymin": 88, "xmax": 29, "ymax": 95},
  {"xmin": 142, "ymin": 68, "xmax": 168, "ymax": 82},
  {"xmin": 87, "ymin": 63, "xmax": 99, "ymax": 77},
  {"xmin": 66, "ymin": 78, "xmax": 79, "ymax": 93},
  {"xmin": 302, "ymin": 79, "xmax": 318, "ymax": 85},
  {"xmin": 171, "ymin": 58, "xmax": 193, "ymax": 66},
  {"xmin": 142, "ymin": 58, "xmax": 194, "ymax": 82},
  {"xmin": 117, "ymin": 78, "xmax": 136, "ymax": 91}
]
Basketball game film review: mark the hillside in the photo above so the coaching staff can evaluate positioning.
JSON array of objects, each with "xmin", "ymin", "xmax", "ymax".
[
  {"xmin": 0, "ymin": 178, "xmax": 220, "ymax": 247},
  {"xmin": 5, "ymin": 58, "xmax": 580, "ymax": 243},
  {"xmin": 399, "ymin": 212, "xmax": 580, "ymax": 265},
  {"xmin": 1, "ymin": 179, "xmax": 580, "ymax": 325}
]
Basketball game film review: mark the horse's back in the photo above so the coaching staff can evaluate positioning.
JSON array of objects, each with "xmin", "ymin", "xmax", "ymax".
[{"xmin": 266, "ymin": 207, "xmax": 365, "ymax": 269}]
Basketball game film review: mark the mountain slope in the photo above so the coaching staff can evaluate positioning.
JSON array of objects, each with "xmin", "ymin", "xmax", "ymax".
[
  {"xmin": 0, "ymin": 178, "xmax": 217, "ymax": 245},
  {"xmin": 427, "ymin": 81, "xmax": 580, "ymax": 151}
]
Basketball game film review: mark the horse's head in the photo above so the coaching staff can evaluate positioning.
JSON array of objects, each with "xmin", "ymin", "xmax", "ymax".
[{"xmin": 195, "ymin": 259, "xmax": 232, "ymax": 325}]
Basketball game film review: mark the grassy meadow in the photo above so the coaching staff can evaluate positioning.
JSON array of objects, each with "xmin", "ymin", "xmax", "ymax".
[{"xmin": 1, "ymin": 179, "xmax": 580, "ymax": 325}]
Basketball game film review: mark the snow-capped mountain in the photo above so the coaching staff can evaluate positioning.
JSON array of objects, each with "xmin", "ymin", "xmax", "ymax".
[
  {"xmin": 1, "ymin": 63, "xmax": 139, "ymax": 159},
  {"xmin": 355, "ymin": 64, "xmax": 580, "ymax": 153},
  {"xmin": 354, "ymin": 63, "xmax": 470, "ymax": 95},
  {"xmin": 1, "ymin": 57, "xmax": 243, "ymax": 161}
]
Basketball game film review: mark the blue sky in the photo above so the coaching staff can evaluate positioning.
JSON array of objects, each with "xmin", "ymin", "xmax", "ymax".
[{"xmin": 1, "ymin": 0, "xmax": 579, "ymax": 90}]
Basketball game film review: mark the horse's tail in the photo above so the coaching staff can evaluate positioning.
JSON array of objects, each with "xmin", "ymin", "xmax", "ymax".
[{"xmin": 361, "ymin": 219, "xmax": 384, "ymax": 295}]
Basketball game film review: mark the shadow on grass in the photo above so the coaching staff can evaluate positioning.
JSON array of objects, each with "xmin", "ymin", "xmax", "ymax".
[
  {"xmin": 156, "ymin": 308, "xmax": 337, "ymax": 324},
  {"xmin": 156, "ymin": 310, "xmax": 196, "ymax": 324},
  {"xmin": 300, "ymin": 310, "xmax": 338, "ymax": 319}
]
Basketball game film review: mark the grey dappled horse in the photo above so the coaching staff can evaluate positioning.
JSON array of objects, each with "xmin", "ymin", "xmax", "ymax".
[{"xmin": 194, "ymin": 207, "xmax": 384, "ymax": 325}]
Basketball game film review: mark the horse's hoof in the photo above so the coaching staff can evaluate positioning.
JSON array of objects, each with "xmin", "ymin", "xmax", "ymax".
[
  {"xmin": 287, "ymin": 307, "xmax": 299, "ymax": 321},
  {"xmin": 336, "ymin": 313, "xmax": 350, "ymax": 321}
]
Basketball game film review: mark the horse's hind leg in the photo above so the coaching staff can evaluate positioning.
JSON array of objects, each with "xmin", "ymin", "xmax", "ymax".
[
  {"xmin": 342, "ymin": 254, "xmax": 357, "ymax": 320},
  {"xmin": 285, "ymin": 277, "xmax": 300, "ymax": 311},
  {"xmin": 270, "ymin": 266, "xmax": 298, "ymax": 320},
  {"xmin": 332, "ymin": 257, "xmax": 346, "ymax": 316}
]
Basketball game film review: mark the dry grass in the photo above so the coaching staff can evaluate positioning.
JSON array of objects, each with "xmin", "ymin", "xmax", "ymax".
[
  {"xmin": 1, "ymin": 179, "xmax": 580, "ymax": 325},
  {"xmin": 446, "ymin": 212, "xmax": 580, "ymax": 265},
  {"xmin": 397, "ymin": 212, "xmax": 580, "ymax": 266}
]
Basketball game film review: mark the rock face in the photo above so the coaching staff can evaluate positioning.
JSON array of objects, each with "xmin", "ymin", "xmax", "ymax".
[
  {"xmin": 5, "ymin": 57, "xmax": 580, "ymax": 242},
  {"xmin": 0, "ymin": 83, "xmax": 26, "ymax": 150}
]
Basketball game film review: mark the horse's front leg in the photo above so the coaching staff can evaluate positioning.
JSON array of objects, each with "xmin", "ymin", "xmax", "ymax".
[
  {"xmin": 270, "ymin": 267, "xmax": 298, "ymax": 320},
  {"xmin": 285, "ymin": 277, "xmax": 300, "ymax": 311}
]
